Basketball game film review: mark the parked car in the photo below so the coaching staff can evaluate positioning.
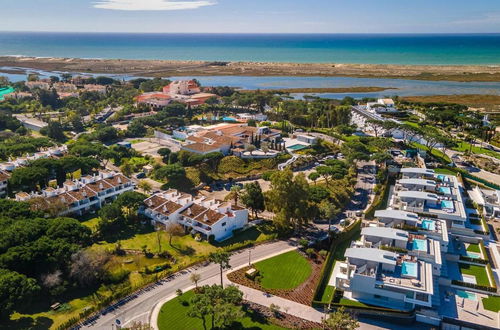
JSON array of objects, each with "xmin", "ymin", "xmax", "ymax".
[{"xmin": 136, "ymin": 172, "xmax": 146, "ymax": 179}]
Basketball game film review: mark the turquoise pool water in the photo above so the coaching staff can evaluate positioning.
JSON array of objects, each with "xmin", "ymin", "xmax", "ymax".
[
  {"xmin": 439, "ymin": 187, "xmax": 452, "ymax": 195},
  {"xmin": 287, "ymin": 144, "xmax": 308, "ymax": 151},
  {"xmin": 456, "ymin": 290, "xmax": 477, "ymax": 301},
  {"xmin": 441, "ymin": 200, "xmax": 454, "ymax": 211},
  {"xmin": 412, "ymin": 239, "xmax": 427, "ymax": 252},
  {"xmin": 0, "ymin": 86, "xmax": 15, "ymax": 100},
  {"xmin": 222, "ymin": 117, "xmax": 237, "ymax": 122},
  {"xmin": 421, "ymin": 219, "xmax": 436, "ymax": 231},
  {"xmin": 401, "ymin": 261, "xmax": 418, "ymax": 278},
  {"xmin": 466, "ymin": 251, "xmax": 481, "ymax": 259}
]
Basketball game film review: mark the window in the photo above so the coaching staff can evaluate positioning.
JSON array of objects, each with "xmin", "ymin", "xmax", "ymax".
[{"xmin": 221, "ymin": 222, "xmax": 226, "ymax": 227}]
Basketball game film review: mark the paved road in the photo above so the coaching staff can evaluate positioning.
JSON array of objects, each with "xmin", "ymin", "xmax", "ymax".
[{"xmin": 86, "ymin": 240, "xmax": 296, "ymax": 329}]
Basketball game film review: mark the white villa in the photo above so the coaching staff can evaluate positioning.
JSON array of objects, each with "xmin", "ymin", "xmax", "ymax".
[
  {"xmin": 400, "ymin": 168, "xmax": 436, "ymax": 180},
  {"xmin": 15, "ymin": 171, "xmax": 134, "ymax": 216},
  {"xmin": 143, "ymin": 189, "xmax": 248, "ymax": 242},
  {"xmin": 367, "ymin": 98, "xmax": 397, "ymax": 113}
]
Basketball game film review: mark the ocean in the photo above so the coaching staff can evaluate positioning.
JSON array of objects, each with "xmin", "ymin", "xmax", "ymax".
[{"xmin": 0, "ymin": 32, "xmax": 500, "ymax": 65}]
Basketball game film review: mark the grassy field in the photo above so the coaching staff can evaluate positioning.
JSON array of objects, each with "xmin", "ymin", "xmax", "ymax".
[
  {"xmin": 434, "ymin": 168, "xmax": 458, "ymax": 176},
  {"xmin": 7, "ymin": 220, "xmax": 278, "ymax": 329},
  {"xmin": 157, "ymin": 290, "xmax": 285, "ymax": 330},
  {"xmin": 254, "ymin": 250, "xmax": 312, "ymax": 290},
  {"xmin": 459, "ymin": 263, "xmax": 491, "ymax": 287},
  {"xmin": 482, "ymin": 296, "xmax": 500, "ymax": 312},
  {"xmin": 410, "ymin": 142, "xmax": 452, "ymax": 163},
  {"xmin": 453, "ymin": 141, "xmax": 500, "ymax": 160}
]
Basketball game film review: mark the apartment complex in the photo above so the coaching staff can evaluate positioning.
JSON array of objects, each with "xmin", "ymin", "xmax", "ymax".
[
  {"xmin": 142, "ymin": 189, "xmax": 248, "ymax": 242},
  {"xmin": 15, "ymin": 171, "xmax": 134, "ymax": 216},
  {"xmin": 331, "ymin": 166, "xmax": 499, "ymax": 328}
]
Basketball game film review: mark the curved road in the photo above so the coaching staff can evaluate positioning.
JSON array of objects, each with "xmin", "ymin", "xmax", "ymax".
[{"xmin": 86, "ymin": 240, "xmax": 296, "ymax": 329}]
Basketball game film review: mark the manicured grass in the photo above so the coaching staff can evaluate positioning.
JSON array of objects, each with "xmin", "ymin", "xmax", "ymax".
[
  {"xmin": 157, "ymin": 290, "xmax": 285, "ymax": 330},
  {"xmin": 466, "ymin": 243, "xmax": 481, "ymax": 253},
  {"xmin": 320, "ymin": 285, "xmax": 335, "ymax": 303},
  {"xmin": 459, "ymin": 263, "xmax": 491, "ymax": 287},
  {"xmin": 482, "ymin": 296, "xmax": 500, "ymax": 312},
  {"xmin": 214, "ymin": 222, "xmax": 278, "ymax": 248},
  {"xmin": 254, "ymin": 250, "xmax": 312, "ymax": 290},
  {"xmin": 339, "ymin": 298, "xmax": 370, "ymax": 307},
  {"xmin": 434, "ymin": 168, "xmax": 458, "ymax": 176}
]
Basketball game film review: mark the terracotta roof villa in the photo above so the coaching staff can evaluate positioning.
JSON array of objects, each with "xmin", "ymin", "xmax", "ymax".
[{"xmin": 143, "ymin": 189, "xmax": 248, "ymax": 242}]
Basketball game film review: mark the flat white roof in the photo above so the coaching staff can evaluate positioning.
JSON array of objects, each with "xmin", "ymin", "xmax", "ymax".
[
  {"xmin": 362, "ymin": 227, "xmax": 409, "ymax": 241},
  {"xmin": 398, "ymin": 190, "xmax": 439, "ymax": 201},
  {"xmin": 375, "ymin": 209, "xmax": 419, "ymax": 222},
  {"xmin": 398, "ymin": 178, "xmax": 436, "ymax": 187},
  {"xmin": 345, "ymin": 248, "xmax": 397, "ymax": 265},
  {"xmin": 400, "ymin": 168, "xmax": 435, "ymax": 175}
]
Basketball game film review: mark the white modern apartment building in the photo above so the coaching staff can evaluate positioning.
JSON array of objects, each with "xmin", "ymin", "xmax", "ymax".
[
  {"xmin": 143, "ymin": 189, "xmax": 248, "ymax": 242},
  {"xmin": 356, "ymin": 226, "xmax": 442, "ymax": 275},
  {"xmin": 331, "ymin": 246, "xmax": 434, "ymax": 310},
  {"xmin": 391, "ymin": 170, "xmax": 469, "ymax": 233},
  {"xmin": 374, "ymin": 209, "xmax": 449, "ymax": 253},
  {"xmin": 15, "ymin": 171, "xmax": 134, "ymax": 216},
  {"xmin": 469, "ymin": 186, "xmax": 500, "ymax": 220}
]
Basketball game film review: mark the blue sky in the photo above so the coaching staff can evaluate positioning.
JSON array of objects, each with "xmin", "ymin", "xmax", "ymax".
[{"xmin": 1, "ymin": 0, "xmax": 500, "ymax": 33}]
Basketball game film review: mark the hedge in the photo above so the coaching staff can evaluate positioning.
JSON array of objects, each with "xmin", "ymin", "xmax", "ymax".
[
  {"xmin": 451, "ymin": 280, "xmax": 497, "ymax": 293},
  {"xmin": 459, "ymin": 255, "xmax": 488, "ymax": 265},
  {"xmin": 365, "ymin": 175, "xmax": 394, "ymax": 220},
  {"xmin": 312, "ymin": 220, "xmax": 361, "ymax": 307}
]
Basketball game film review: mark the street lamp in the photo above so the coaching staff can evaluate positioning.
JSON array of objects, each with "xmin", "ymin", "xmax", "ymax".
[{"xmin": 248, "ymin": 249, "xmax": 252, "ymax": 266}]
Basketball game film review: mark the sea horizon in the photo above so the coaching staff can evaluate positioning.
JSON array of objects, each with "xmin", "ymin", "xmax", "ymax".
[{"xmin": 1, "ymin": 32, "xmax": 500, "ymax": 65}]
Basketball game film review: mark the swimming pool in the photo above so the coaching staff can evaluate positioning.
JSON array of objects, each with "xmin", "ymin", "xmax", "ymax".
[
  {"xmin": 412, "ymin": 239, "xmax": 427, "ymax": 252},
  {"xmin": 222, "ymin": 117, "xmax": 237, "ymax": 122},
  {"xmin": 441, "ymin": 200, "xmax": 454, "ymax": 211},
  {"xmin": 0, "ymin": 86, "xmax": 15, "ymax": 101},
  {"xmin": 421, "ymin": 219, "xmax": 436, "ymax": 231},
  {"xmin": 401, "ymin": 261, "xmax": 418, "ymax": 278},
  {"xmin": 438, "ymin": 187, "xmax": 452, "ymax": 195},
  {"xmin": 436, "ymin": 174, "xmax": 449, "ymax": 182},
  {"xmin": 456, "ymin": 290, "xmax": 477, "ymax": 301},
  {"xmin": 287, "ymin": 144, "xmax": 308, "ymax": 151},
  {"xmin": 466, "ymin": 251, "xmax": 481, "ymax": 259}
]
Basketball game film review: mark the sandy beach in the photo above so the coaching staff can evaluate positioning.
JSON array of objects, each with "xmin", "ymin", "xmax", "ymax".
[{"xmin": 1, "ymin": 56, "xmax": 500, "ymax": 82}]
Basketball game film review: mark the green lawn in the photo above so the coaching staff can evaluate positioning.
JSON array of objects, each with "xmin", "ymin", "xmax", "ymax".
[
  {"xmin": 482, "ymin": 296, "xmax": 500, "ymax": 312},
  {"xmin": 410, "ymin": 142, "xmax": 451, "ymax": 163},
  {"xmin": 320, "ymin": 286, "xmax": 335, "ymax": 303},
  {"xmin": 459, "ymin": 263, "xmax": 491, "ymax": 287},
  {"xmin": 157, "ymin": 290, "xmax": 285, "ymax": 330},
  {"xmin": 254, "ymin": 250, "xmax": 312, "ymax": 290},
  {"xmin": 434, "ymin": 168, "xmax": 458, "ymax": 176},
  {"xmin": 453, "ymin": 141, "xmax": 500, "ymax": 160},
  {"xmin": 339, "ymin": 298, "xmax": 370, "ymax": 307},
  {"xmin": 466, "ymin": 243, "xmax": 481, "ymax": 253}
]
